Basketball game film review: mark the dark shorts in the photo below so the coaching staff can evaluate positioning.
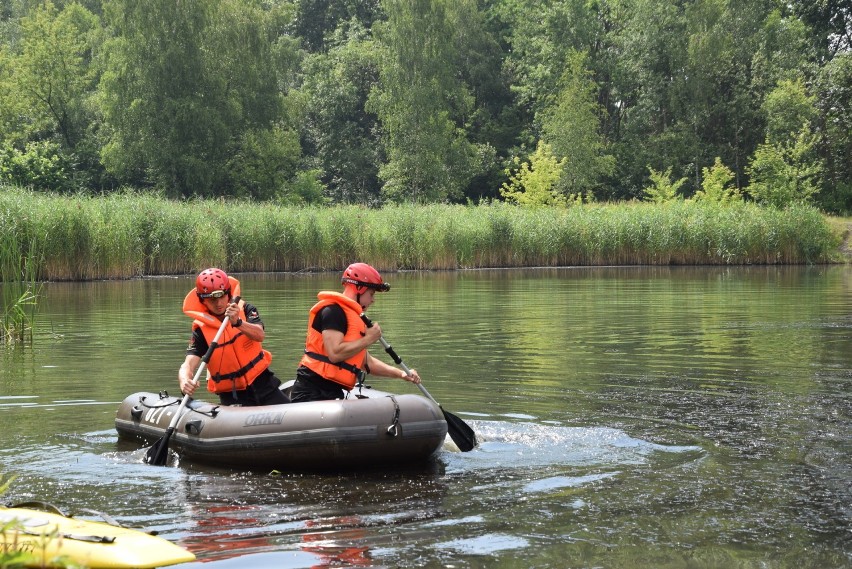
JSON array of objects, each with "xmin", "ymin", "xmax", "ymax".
[
  {"xmin": 217, "ymin": 369, "xmax": 289, "ymax": 406},
  {"xmin": 289, "ymin": 366, "xmax": 347, "ymax": 403}
]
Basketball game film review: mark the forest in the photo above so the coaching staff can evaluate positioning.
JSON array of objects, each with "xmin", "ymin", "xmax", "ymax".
[{"xmin": 0, "ymin": 0, "xmax": 850, "ymax": 213}]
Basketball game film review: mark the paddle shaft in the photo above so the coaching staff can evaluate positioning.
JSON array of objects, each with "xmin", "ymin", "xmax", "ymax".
[
  {"xmin": 170, "ymin": 295, "xmax": 240, "ymax": 429},
  {"xmin": 360, "ymin": 313, "xmax": 477, "ymax": 451},
  {"xmin": 145, "ymin": 295, "xmax": 239, "ymax": 465},
  {"xmin": 373, "ymin": 333, "xmax": 440, "ymax": 404}
]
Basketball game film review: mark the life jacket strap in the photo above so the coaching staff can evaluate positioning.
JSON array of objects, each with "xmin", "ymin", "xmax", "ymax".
[
  {"xmin": 304, "ymin": 350, "xmax": 366, "ymax": 383},
  {"xmin": 211, "ymin": 350, "xmax": 265, "ymax": 382}
]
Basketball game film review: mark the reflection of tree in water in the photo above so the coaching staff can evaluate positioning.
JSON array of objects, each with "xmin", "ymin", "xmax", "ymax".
[{"xmin": 175, "ymin": 465, "xmax": 449, "ymax": 564}]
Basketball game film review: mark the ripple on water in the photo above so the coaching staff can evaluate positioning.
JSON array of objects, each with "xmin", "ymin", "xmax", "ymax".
[
  {"xmin": 435, "ymin": 533, "xmax": 530, "ymax": 555},
  {"xmin": 443, "ymin": 419, "xmax": 704, "ymax": 474}
]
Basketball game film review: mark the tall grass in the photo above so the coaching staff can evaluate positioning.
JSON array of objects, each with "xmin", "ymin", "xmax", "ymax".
[
  {"xmin": 0, "ymin": 186, "xmax": 842, "ymax": 282},
  {"xmin": 1, "ymin": 193, "xmax": 43, "ymax": 343}
]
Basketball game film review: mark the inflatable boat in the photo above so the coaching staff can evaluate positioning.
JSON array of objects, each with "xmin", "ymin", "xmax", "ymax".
[
  {"xmin": 115, "ymin": 383, "xmax": 448, "ymax": 470},
  {"xmin": 0, "ymin": 503, "xmax": 195, "ymax": 568}
]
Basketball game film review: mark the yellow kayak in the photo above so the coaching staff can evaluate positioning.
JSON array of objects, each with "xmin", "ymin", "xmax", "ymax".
[{"xmin": 0, "ymin": 503, "xmax": 195, "ymax": 568}]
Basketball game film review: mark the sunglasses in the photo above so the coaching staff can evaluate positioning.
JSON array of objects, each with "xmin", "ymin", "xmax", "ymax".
[{"xmin": 199, "ymin": 289, "xmax": 230, "ymax": 299}]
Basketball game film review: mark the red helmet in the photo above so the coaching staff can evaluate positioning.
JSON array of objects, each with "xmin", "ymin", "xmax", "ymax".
[
  {"xmin": 341, "ymin": 263, "xmax": 390, "ymax": 294},
  {"xmin": 196, "ymin": 268, "xmax": 231, "ymax": 298}
]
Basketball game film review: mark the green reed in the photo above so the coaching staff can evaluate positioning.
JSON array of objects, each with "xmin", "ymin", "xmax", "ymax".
[
  {"xmin": 0, "ymin": 192, "xmax": 43, "ymax": 344},
  {"xmin": 0, "ymin": 186, "xmax": 842, "ymax": 283}
]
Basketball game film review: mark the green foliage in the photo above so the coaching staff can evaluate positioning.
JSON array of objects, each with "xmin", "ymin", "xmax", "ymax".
[
  {"xmin": 368, "ymin": 0, "xmax": 483, "ymax": 203},
  {"xmin": 0, "ymin": 0, "xmax": 847, "ymax": 207},
  {"xmin": 643, "ymin": 166, "xmax": 687, "ymax": 204},
  {"xmin": 763, "ymin": 78, "xmax": 818, "ymax": 146},
  {"xmin": 225, "ymin": 126, "xmax": 301, "ymax": 201},
  {"xmin": 693, "ymin": 157, "xmax": 741, "ymax": 203},
  {"xmin": 9, "ymin": 1, "xmax": 101, "ymax": 149},
  {"xmin": 746, "ymin": 128, "xmax": 822, "ymax": 207},
  {"xmin": 301, "ymin": 32, "xmax": 382, "ymax": 204},
  {"xmin": 814, "ymin": 52, "xmax": 852, "ymax": 214},
  {"xmin": 99, "ymin": 0, "xmax": 300, "ymax": 198},
  {"xmin": 540, "ymin": 50, "xmax": 614, "ymax": 200},
  {"xmin": 500, "ymin": 140, "xmax": 567, "ymax": 206},
  {"xmin": 0, "ymin": 140, "xmax": 74, "ymax": 192}
]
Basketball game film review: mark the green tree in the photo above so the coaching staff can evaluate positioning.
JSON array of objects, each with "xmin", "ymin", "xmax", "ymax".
[
  {"xmin": 541, "ymin": 50, "xmax": 614, "ymax": 200},
  {"xmin": 746, "ymin": 128, "xmax": 822, "ymax": 207},
  {"xmin": 293, "ymin": 0, "xmax": 382, "ymax": 53},
  {"xmin": 0, "ymin": 1, "xmax": 102, "ymax": 189},
  {"xmin": 813, "ymin": 52, "xmax": 852, "ymax": 214},
  {"xmin": 500, "ymin": 140, "xmax": 566, "ymax": 206},
  {"xmin": 99, "ymin": 0, "xmax": 300, "ymax": 198},
  {"xmin": 746, "ymin": 79, "xmax": 822, "ymax": 207},
  {"xmin": 369, "ymin": 0, "xmax": 484, "ymax": 203},
  {"xmin": 301, "ymin": 27, "xmax": 382, "ymax": 204},
  {"xmin": 643, "ymin": 166, "xmax": 686, "ymax": 204},
  {"xmin": 693, "ymin": 157, "xmax": 740, "ymax": 203}
]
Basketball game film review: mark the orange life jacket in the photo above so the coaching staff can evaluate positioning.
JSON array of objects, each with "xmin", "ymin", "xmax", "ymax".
[
  {"xmin": 182, "ymin": 277, "xmax": 272, "ymax": 395},
  {"xmin": 298, "ymin": 291, "xmax": 367, "ymax": 390}
]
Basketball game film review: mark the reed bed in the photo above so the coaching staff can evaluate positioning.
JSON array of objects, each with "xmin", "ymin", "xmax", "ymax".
[
  {"xmin": 0, "ymin": 186, "xmax": 841, "ymax": 282},
  {"xmin": 0, "ymin": 197, "xmax": 42, "ymax": 342}
]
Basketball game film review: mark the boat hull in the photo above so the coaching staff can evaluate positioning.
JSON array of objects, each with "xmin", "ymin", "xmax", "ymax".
[
  {"xmin": 115, "ymin": 385, "xmax": 448, "ymax": 470},
  {"xmin": 0, "ymin": 506, "xmax": 195, "ymax": 569}
]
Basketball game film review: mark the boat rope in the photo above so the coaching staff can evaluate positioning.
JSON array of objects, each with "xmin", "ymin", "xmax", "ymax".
[
  {"xmin": 136, "ymin": 394, "xmax": 219, "ymax": 417},
  {"xmin": 386, "ymin": 395, "xmax": 400, "ymax": 437}
]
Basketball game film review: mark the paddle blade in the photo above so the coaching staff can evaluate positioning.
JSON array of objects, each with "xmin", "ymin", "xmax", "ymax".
[
  {"xmin": 143, "ymin": 427, "xmax": 175, "ymax": 466},
  {"xmin": 443, "ymin": 410, "xmax": 477, "ymax": 452}
]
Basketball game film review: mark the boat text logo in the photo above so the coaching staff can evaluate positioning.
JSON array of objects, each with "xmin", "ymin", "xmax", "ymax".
[{"xmin": 243, "ymin": 412, "xmax": 285, "ymax": 427}]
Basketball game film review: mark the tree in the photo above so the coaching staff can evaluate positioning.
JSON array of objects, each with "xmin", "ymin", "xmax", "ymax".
[
  {"xmin": 368, "ymin": 0, "xmax": 484, "ymax": 203},
  {"xmin": 1, "ymin": 1, "xmax": 102, "ymax": 189},
  {"xmin": 301, "ymin": 27, "xmax": 382, "ymax": 204},
  {"xmin": 693, "ymin": 157, "xmax": 740, "ymax": 203},
  {"xmin": 643, "ymin": 166, "xmax": 686, "ymax": 204},
  {"xmin": 746, "ymin": 78, "xmax": 822, "ymax": 207},
  {"xmin": 540, "ymin": 50, "xmax": 614, "ymax": 200},
  {"xmin": 292, "ymin": 0, "xmax": 382, "ymax": 53},
  {"xmin": 99, "ymin": 0, "xmax": 300, "ymax": 198},
  {"xmin": 813, "ymin": 52, "xmax": 852, "ymax": 214},
  {"xmin": 500, "ymin": 140, "xmax": 566, "ymax": 206},
  {"xmin": 746, "ymin": 129, "xmax": 822, "ymax": 207}
]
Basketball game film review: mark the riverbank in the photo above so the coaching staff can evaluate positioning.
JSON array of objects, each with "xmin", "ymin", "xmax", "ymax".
[{"xmin": 0, "ymin": 187, "xmax": 844, "ymax": 282}]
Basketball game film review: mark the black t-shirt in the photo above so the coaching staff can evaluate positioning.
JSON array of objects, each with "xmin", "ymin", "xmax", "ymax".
[
  {"xmin": 185, "ymin": 302, "xmax": 263, "ymax": 356},
  {"xmin": 311, "ymin": 304, "xmax": 347, "ymax": 335}
]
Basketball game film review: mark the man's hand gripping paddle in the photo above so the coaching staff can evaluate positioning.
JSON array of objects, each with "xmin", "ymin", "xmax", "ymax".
[
  {"xmin": 144, "ymin": 296, "xmax": 240, "ymax": 465},
  {"xmin": 360, "ymin": 314, "xmax": 477, "ymax": 452}
]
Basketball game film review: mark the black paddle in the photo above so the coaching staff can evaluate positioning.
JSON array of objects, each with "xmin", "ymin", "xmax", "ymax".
[
  {"xmin": 145, "ymin": 296, "xmax": 239, "ymax": 465},
  {"xmin": 361, "ymin": 314, "xmax": 477, "ymax": 452}
]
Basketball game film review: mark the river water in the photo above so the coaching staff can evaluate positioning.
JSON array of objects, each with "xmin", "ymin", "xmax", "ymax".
[{"xmin": 1, "ymin": 267, "xmax": 850, "ymax": 568}]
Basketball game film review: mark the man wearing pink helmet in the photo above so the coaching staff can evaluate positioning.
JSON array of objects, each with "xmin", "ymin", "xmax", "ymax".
[
  {"xmin": 290, "ymin": 262, "xmax": 421, "ymax": 403},
  {"xmin": 178, "ymin": 268, "xmax": 289, "ymax": 406}
]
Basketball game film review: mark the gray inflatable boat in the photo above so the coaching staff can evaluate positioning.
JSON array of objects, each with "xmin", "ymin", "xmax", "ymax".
[{"xmin": 115, "ymin": 383, "xmax": 448, "ymax": 470}]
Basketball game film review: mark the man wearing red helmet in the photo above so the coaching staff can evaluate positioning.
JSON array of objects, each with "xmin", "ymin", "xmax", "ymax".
[
  {"xmin": 178, "ymin": 268, "xmax": 289, "ymax": 406},
  {"xmin": 290, "ymin": 262, "xmax": 421, "ymax": 403}
]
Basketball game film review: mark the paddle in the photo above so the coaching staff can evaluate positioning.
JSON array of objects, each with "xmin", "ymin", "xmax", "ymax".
[
  {"xmin": 360, "ymin": 314, "xmax": 477, "ymax": 452},
  {"xmin": 144, "ymin": 296, "xmax": 239, "ymax": 465}
]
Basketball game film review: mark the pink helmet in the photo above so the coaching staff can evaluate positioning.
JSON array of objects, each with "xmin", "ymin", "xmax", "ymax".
[
  {"xmin": 196, "ymin": 268, "xmax": 231, "ymax": 298},
  {"xmin": 341, "ymin": 263, "xmax": 390, "ymax": 294}
]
